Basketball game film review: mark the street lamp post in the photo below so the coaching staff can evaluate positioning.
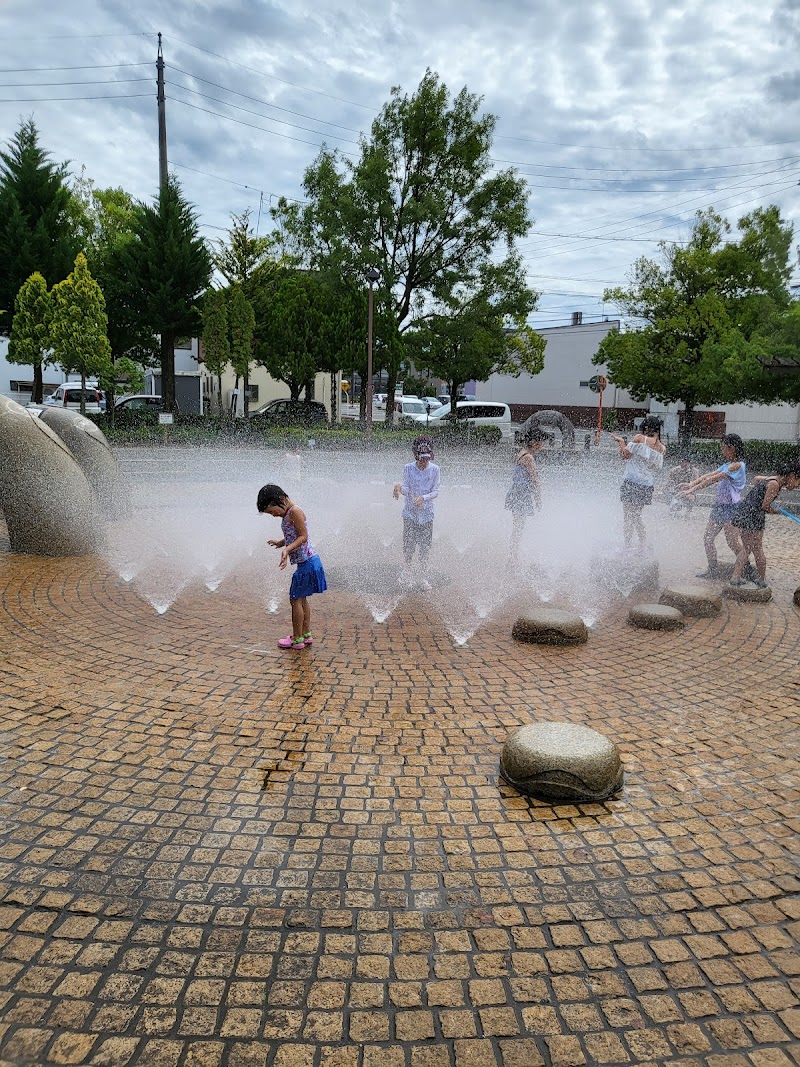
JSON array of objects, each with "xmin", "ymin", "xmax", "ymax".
[{"xmin": 366, "ymin": 267, "xmax": 380, "ymax": 436}]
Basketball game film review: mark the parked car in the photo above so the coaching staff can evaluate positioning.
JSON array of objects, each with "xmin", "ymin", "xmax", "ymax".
[
  {"xmin": 410, "ymin": 400, "xmax": 513, "ymax": 440},
  {"xmin": 114, "ymin": 394, "xmax": 162, "ymax": 411},
  {"xmin": 43, "ymin": 382, "xmax": 103, "ymax": 414},
  {"xmin": 437, "ymin": 393, "xmax": 451, "ymax": 406},
  {"xmin": 423, "ymin": 397, "xmax": 443, "ymax": 414},
  {"xmin": 394, "ymin": 396, "xmax": 428, "ymax": 426},
  {"xmin": 374, "ymin": 393, "xmax": 387, "ymax": 409},
  {"xmin": 249, "ymin": 399, "xmax": 329, "ymax": 427}
]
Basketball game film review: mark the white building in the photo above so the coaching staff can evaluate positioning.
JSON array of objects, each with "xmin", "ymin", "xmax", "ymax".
[{"xmin": 475, "ymin": 315, "xmax": 800, "ymax": 442}]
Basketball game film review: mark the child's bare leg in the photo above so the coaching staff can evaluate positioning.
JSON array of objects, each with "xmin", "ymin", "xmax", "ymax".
[
  {"xmin": 290, "ymin": 598, "xmax": 304, "ymax": 639},
  {"xmin": 722, "ymin": 523, "xmax": 742, "ymax": 559},
  {"xmin": 302, "ymin": 599, "xmax": 312, "ymax": 634},
  {"xmin": 704, "ymin": 520, "xmax": 721, "ymax": 565},
  {"xmin": 623, "ymin": 504, "xmax": 634, "ymax": 546},
  {"xmin": 732, "ymin": 534, "xmax": 751, "ymax": 579},
  {"xmin": 634, "ymin": 507, "xmax": 646, "ymax": 545},
  {"xmin": 510, "ymin": 514, "xmax": 525, "ymax": 561},
  {"xmin": 751, "ymin": 532, "xmax": 767, "ymax": 579}
]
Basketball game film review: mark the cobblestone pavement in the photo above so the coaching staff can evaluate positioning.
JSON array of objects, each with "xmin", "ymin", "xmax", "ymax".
[{"xmin": 0, "ymin": 514, "xmax": 798, "ymax": 1067}]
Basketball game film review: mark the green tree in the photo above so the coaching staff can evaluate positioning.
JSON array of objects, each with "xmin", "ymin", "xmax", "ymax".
[
  {"xmin": 273, "ymin": 69, "xmax": 532, "ymax": 425},
  {"xmin": 0, "ymin": 119, "xmax": 79, "ymax": 400},
  {"xmin": 596, "ymin": 206, "xmax": 794, "ymax": 441},
  {"xmin": 70, "ymin": 169, "xmax": 158, "ymax": 397},
  {"xmin": 7, "ymin": 272, "xmax": 52, "ymax": 391},
  {"xmin": 213, "ymin": 208, "xmax": 274, "ymax": 292},
  {"xmin": 228, "ymin": 283, "xmax": 255, "ymax": 414},
  {"xmin": 125, "ymin": 176, "xmax": 212, "ymax": 412},
  {"xmin": 49, "ymin": 253, "xmax": 112, "ymax": 414},
  {"xmin": 201, "ymin": 288, "xmax": 230, "ymax": 415},
  {"xmin": 410, "ymin": 256, "xmax": 543, "ymax": 404},
  {"xmin": 252, "ymin": 271, "xmax": 320, "ymax": 400}
]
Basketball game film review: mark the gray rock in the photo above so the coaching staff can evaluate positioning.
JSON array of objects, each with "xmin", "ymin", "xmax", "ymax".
[
  {"xmin": 500, "ymin": 721, "xmax": 624, "ymax": 801},
  {"xmin": 659, "ymin": 584, "xmax": 722, "ymax": 618},
  {"xmin": 0, "ymin": 395, "xmax": 102, "ymax": 556},
  {"xmin": 722, "ymin": 582, "xmax": 772, "ymax": 603},
  {"xmin": 628, "ymin": 603, "xmax": 685, "ymax": 630},
  {"xmin": 512, "ymin": 608, "xmax": 588, "ymax": 646},
  {"xmin": 38, "ymin": 407, "xmax": 129, "ymax": 518},
  {"xmin": 795, "ymin": 586, "xmax": 800, "ymax": 609}
]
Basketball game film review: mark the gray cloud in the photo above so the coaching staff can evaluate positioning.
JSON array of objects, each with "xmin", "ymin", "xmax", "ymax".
[{"xmin": 0, "ymin": 0, "xmax": 796, "ymax": 323}]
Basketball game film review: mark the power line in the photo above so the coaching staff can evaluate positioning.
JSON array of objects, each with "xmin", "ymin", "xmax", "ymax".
[
  {"xmin": 0, "ymin": 62, "xmax": 151, "ymax": 72},
  {"xmin": 0, "ymin": 32, "xmax": 156, "ymax": 40},
  {"xmin": 0, "ymin": 78, "xmax": 152, "ymax": 87},
  {"xmin": 493, "ymin": 130, "xmax": 800, "ymax": 153},
  {"xmin": 492, "ymin": 155, "xmax": 791, "ymax": 184},
  {"xmin": 166, "ymin": 81, "xmax": 359, "ymax": 145},
  {"xmin": 168, "ymin": 65, "xmax": 362, "ymax": 135},
  {"xmin": 525, "ymin": 230, "xmax": 686, "ymax": 245},
  {"xmin": 162, "ymin": 33, "xmax": 377, "ymax": 113},
  {"xmin": 0, "ymin": 92, "xmax": 152, "ymax": 102},
  {"xmin": 169, "ymin": 160, "xmax": 309, "ymax": 203},
  {"xmin": 168, "ymin": 93, "xmax": 358, "ymax": 156}
]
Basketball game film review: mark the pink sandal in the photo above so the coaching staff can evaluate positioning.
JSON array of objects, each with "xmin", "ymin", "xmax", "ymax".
[{"xmin": 277, "ymin": 635, "xmax": 306, "ymax": 649}]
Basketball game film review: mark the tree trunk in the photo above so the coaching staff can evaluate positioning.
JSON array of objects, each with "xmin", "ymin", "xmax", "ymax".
[
  {"xmin": 680, "ymin": 398, "xmax": 694, "ymax": 449},
  {"xmin": 161, "ymin": 332, "xmax": 176, "ymax": 413},
  {"xmin": 244, "ymin": 369, "xmax": 250, "ymax": 416},
  {"xmin": 32, "ymin": 361, "xmax": 43, "ymax": 404},
  {"xmin": 290, "ymin": 381, "xmax": 301, "ymax": 401},
  {"xmin": 359, "ymin": 383, "xmax": 366, "ymax": 421},
  {"xmin": 385, "ymin": 366, "xmax": 397, "ymax": 428},
  {"xmin": 330, "ymin": 372, "xmax": 337, "ymax": 425},
  {"xmin": 80, "ymin": 370, "xmax": 86, "ymax": 416},
  {"xmin": 217, "ymin": 373, "xmax": 223, "ymax": 416}
]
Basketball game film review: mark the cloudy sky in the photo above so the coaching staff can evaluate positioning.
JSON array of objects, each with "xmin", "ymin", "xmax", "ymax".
[{"xmin": 1, "ymin": 0, "xmax": 798, "ymax": 329}]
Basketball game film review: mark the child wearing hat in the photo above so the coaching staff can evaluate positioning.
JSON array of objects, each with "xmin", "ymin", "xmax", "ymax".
[{"xmin": 392, "ymin": 435, "xmax": 440, "ymax": 590}]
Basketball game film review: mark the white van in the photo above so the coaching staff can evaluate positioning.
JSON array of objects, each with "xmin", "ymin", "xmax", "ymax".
[
  {"xmin": 42, "ymin": 382, "xmax": 103, "ymax": 413},
  {"xmin": 416, "ymin": 400, "xmax": 512, "ymax": 440}
]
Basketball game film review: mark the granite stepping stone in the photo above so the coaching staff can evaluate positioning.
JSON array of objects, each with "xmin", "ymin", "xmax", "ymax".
[
  {"xmin": 628, "ymin": 603, "xmax": 685, "ymax": 631},
  {"xmin": 500, "ymin": 722, "xmax": 623, "ymax": 802},
  {"xmin": 659, "ymin": 584, "xmax": 722, "ymax": 618},
  {"xmin": 512, "ymin": 608, "xmax": 588, "ymax": 646},
  {"xmin": 722, "ymin": 582, "xmax": 772, "ymax": 603}
]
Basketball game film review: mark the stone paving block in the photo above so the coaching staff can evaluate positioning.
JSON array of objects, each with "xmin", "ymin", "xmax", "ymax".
[{"xmin": 0, "ymin": 516, "xmax": 798, "ymax": 1065}]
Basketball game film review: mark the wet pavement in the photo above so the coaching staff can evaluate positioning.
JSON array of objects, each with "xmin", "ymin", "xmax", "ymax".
[{"xmin": 0, "ymin": 500, "xmax": 798, "ymax": 1067}]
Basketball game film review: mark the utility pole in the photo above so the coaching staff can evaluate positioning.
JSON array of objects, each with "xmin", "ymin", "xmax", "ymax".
[{"xmin": 156, "ymin": 33, "xmax": 168, "ymax": 192}]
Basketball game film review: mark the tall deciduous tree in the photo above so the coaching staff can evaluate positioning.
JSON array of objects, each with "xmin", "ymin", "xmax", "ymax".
[
  {"xmin": 125, "ymin": 176, "xmax": 211, "ymax": 412},
  {"xmin": 273, "ymin": 69, "xmax": 532, "ymax": 425},
  {"xmin": 228, "ymin": 283, "xmax": 255, "ymax": 414},
  {"xmin": 201, "ymin": 288, "xmax": 230, "ymax": 415},
  {"xmin": 252, "ymin": 271, "xmax": 319, "ymax": 400},
  {"xmin": 410, "ymin": 256, "xmax": 543, "ymax": 405},
  {"xmin": 596, "ymin": 206, "xmax": 794, "ymax": 441},
  {"xmin": 49, "ymin": 253, "xmax": 112, "ymax": 413},
  {"xmin": 71, "ymin": 170, "xmax": 158, "ymax": 371},
  {"xmin": 7, "ymin": 272, "xmax": 52, "ymax": 388},
  {"xmin": 0, "ymin": 119, "xmax": 79, "ymax": 399}
]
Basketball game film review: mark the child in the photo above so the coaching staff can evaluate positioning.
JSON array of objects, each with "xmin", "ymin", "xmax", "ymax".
[
  {"xmin": 505, "ymin": 426, "xmax": 551, "ymax": 562},
  {"xmin": 677, "ymin": 434, "xmax": 746, "ymax": 578},
  {"xmin": 392, "ymin": 435, "xmax": 440, "ymax": 590},
  {"xmin": 610, "ymin": 416, "xmax": 666, "ymax": 550},
  {"xmin": 729, "ymin": 462, "xmax": 800, "ymax": 587},
  {"xmin": 256, "ymin": 483, "xmax": 327, "ymax": 649}
]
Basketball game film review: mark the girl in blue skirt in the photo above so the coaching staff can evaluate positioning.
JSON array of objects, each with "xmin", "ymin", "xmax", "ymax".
[{"xmin": 257, "ymin": 483, "xmax": 327, "ymax": 650}]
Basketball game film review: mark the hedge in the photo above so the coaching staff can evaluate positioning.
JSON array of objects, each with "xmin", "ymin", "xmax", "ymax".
[
  {"xmin": 681, "ymin": 439, "xmax": 800, "ymax": 472},
  {"xmin": 89, "ymin": 412, "xmax": 504, "ymax": 450}
]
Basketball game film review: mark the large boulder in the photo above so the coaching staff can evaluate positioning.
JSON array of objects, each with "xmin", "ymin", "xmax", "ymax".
[
  {"xmin": 659, "ymin": 584, "xmax": 722, "ymax": 618},
  {"xmin": 628, "ymin": 603, "xmax": 685, "ymax": 631},
  {"xmin": 38, "ymin": 407, "xmax": 128, "ymax": 518},
  {"xmin": 0, "ymin": 395, "xmax": 102, "ymax": 556},
  {"xmin": 512, "ymin": 608, "xmax": 588, "ymax": 646},
  {"xmin": 500, "ymin": 722, "xmax": 624, "ymax": 802},
  {"xmin": 593, "ymin": 552, "xmax": 660, "ymax": 597}
]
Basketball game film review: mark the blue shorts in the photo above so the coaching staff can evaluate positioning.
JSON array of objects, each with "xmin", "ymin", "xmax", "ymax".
[
  {"xmin": 289, "ymin": 555, "xmax": 328, "ymax": 600},
  {"xmin": 709, "ymin": 503, "xmax": 736, "ymax": 526}
]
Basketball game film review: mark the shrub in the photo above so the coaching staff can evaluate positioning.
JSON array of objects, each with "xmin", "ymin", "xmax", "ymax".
[{"xmin": 683, "ymin": 439, "xmax": 800, "ymax": 472}]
